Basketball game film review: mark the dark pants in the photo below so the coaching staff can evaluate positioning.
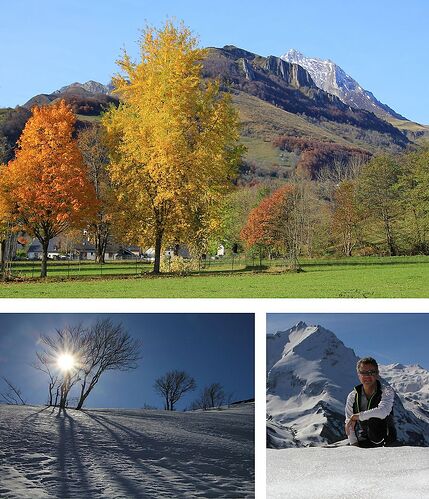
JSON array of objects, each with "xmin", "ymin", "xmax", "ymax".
[{"xmin": 355, "ymin": 418, "xmax": 396, "ymax": 448}]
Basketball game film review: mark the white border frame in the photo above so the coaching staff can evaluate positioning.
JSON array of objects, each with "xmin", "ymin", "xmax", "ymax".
[{"xmin": 1, "ymin": 298, "xmax": 428, "ymax": 499}]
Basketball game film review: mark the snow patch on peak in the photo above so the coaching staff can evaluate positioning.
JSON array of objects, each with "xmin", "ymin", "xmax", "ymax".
[
  {"xmin": 293, "ymin": 320, "xmax": 307, "ymax": 329},
  {"xmin": 284, "ymin": 48, "xmax": 305, "ymax": 61}
]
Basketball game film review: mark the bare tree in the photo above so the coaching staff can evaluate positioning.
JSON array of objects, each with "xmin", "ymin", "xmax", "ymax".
[
  {"xmin": 75, "ymin": 319, "xmax": 142, "ymax": 410},
  {"xmin": 154, "ymin": 370, "xmax": 196, "ymax": 411},
  {"xmin": 0, "ymin": 377, "xmax": 26, "ymax": 405},
  {"xmin": 36, "ymin": 320, "xmax": 142, "ymax": 410},
  {"xmin": 77, "ymin": 125, "xmax": 114, "ymax": 263},
  {"xmin": 191, "ymin": 382, "xmax": 226, "ymax": 410},
  {"xmin": 316, "ymin": 155, "xmax": 367, "ymax": 202},
  {"xmin": 38, "ymin": 324, "xmax": 84, "ymax": 408},
  {"xmin": 33, "ymin": 352, "xmax": 61, "ymax": 406}
]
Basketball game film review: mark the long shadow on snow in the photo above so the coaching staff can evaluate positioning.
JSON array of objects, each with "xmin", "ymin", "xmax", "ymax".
[
  {"xmin": 22, "ymin": 405, "xmax": 51, "ymax": 422},
  {"xmin": 81, "ymin": 410, "xmax": 252, "ymax": 496},
  {"xmin": 78, "ymin": 411, "xmax": 190, "ymax": 497},
  {"xmin": 55, "ymin": 408, "xmax": 93, "ymax": 498}
]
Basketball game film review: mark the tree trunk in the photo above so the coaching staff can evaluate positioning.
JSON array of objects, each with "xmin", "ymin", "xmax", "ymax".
[
  {"xmin": 95, "ymin": 223, "xmax": 109, "ymax": 263},
  {"xmin": 48, "ymin": 382, "xmax": 53, "ymax": 406},
  {"xmin": 75, "ymin": 380, "xmax": 87, "ymax": 410},
  {"xmin": 76, "ymin": 375, "xmax": 102, "ymax": 410},
  {"xmin": 153, "ymin": 227, "xmax": 163, "ymax": 274},
  {"xmin": 0, "ymin": 239, "xmax": 5, "ymax": 275},
  {"xmin": 76, "ymin": 393, "xmax": 89, "ymax": 410},
  {"xmin": 95, "ymin": 242, "xmax": 105, "ymax": 264},
  {"xmin": 54, "ymin": 386, "xmax": 60, "ymax": 407},
  {"xmin": 95, "ymin": 233, "xmax": 104, "ymax": 264},
  {"xmin": 344, "ymin": 229, "xmax": 353, "ymax": 257},
  {"xmin": 40, "ymin": 238, "xmax": 50, "ymax": 277},
  {"xmin": 59, "ymin": 384, "xmax": 67, "ymax": 409},
  {"xmin": 384, "ymin": 216, "xmax": 396, "ymax": 256}
]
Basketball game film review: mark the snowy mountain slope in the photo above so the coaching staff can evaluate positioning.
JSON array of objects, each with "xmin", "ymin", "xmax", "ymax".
[
  {"xmin": 267, "ymin": 322, "xmax": 359, "ymax": 446},
  {"xmin": 281, "ymin": 49, "xmax": 407, "ymax": 121},
  {"xmin": 267, "ymin": 322, "xmax": 429, "ymax": 447},
  {"xmin": 380, "ymin": 363, "xmax": 429, "ymax": 424},
  {"xmin": 267, "ymin": 446, "xmax": 429, "ymax": 499},
  {"xmin": 0, "ymin": 403, "xmax": 254, "ymax": 498}
]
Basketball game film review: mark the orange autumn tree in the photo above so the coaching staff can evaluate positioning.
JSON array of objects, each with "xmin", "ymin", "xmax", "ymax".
[
  {"xmin": 0, "ymin": 100, "xmax": 97, "ymax": 277},
  {"xmin": 241, "ymin": 184, "xmax": 302, "ymax": 269}
]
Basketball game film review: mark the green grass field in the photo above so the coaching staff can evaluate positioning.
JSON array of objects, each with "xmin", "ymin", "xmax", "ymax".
[{"xmin": 0, "ymin": 256, "xmax": 428, "ymax": 298}]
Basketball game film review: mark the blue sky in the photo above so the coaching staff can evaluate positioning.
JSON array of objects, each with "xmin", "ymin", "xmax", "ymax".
[
  {"xmin": 267, "ymin": 314, "xmax": 429, "ymax": 370},
  {"xmin": 1, "ymin": 0, "xmax": 428, "ymax": 123},
  {"xmin": 0, "ymin": 313, "xmax": 254, "ymax": 409}
]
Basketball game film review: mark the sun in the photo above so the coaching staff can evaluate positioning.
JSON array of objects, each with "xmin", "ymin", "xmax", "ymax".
[{"xmin": 57, "ymin": 353, "xmax": 76, "ymax": 372}]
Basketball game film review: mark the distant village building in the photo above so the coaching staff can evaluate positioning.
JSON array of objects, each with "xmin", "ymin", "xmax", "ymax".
[
  {"xmin": 142, "ymin": 244, "xmax": 191, "ymax": 261},
  {"xmin": 217, "ymin": 244, "xmax": 225, "ymax": 257},
  {"xmin": 27, "ymin": 237, "xmax": 142, "ymax": 261},
  {"xmin": 164, "ymin": 244, "xmax": 191, "ymax": 259},
  {"xmin": 27, "ymin": 238, "xmax": 61, "ymax": 260}
]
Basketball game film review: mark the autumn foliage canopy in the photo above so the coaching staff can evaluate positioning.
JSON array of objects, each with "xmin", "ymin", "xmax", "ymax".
[
  {"xmin": 0, "ymin": 100, "xmax": 96, "ymax": 234},
  {"xmin": 0, "ymin": 100, "xmax": 96, "ymax": 275},
  {"xmin": 103, "ymin": 21, "xmax": 242, "ymax": 272},
  {"xmin": 240, "ymin": 184, "xmax": 297, "ymax": 252}
]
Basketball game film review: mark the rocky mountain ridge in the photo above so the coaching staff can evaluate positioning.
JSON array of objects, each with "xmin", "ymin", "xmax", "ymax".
[
  {"xmin": 281, "ymin": 49, "xmax": 407, "ymax": 122},
  {"xmin": 53, "ymin": 80, "xmax": 114, "ymax": 96},
  {"xmin": 0, "ymin": 45, "xmax": 416, "ymax": 176},
  {"xmin": 203, "ymin": 46, "xmax": 408, "ymax": 146}
]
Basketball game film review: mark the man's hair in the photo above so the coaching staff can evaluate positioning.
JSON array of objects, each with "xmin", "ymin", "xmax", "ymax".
[{"xmin": 356, "ymin": 357, "xmax": 379, "ymax": 373}]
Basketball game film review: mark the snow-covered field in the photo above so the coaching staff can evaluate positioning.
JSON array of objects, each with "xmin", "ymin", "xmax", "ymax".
[
  {"xmin": 0, "ymin": 403, "xmax": 254, "ymax": 498},
  {"xmin": 267, "ymin": 447, "xmax": 429, "ymax": 499}
]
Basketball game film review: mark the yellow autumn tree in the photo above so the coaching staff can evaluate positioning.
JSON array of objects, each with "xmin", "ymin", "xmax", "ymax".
[
  {"xmin": 103, "ymin": 20, "xmax": 242, "ymax": 273},
  {"xmin": 0, "ymin": 100, "xmax": 97, "ymax": 277}
]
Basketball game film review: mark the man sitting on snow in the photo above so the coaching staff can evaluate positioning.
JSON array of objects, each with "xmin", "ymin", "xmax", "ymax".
[{"xmin": 345, "ymin": 357, "xmax": 397, "ymax": 448}]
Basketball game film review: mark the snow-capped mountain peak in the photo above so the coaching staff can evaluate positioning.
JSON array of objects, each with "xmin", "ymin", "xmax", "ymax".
[{"xmin": 281, "ymin": 49, "xmax": 406, "ymax": 121}]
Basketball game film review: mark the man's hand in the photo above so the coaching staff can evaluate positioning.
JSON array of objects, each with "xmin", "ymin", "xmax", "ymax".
[{"xmin": 345, "ymin": 413, "xmax": 359, "ymax": 435}]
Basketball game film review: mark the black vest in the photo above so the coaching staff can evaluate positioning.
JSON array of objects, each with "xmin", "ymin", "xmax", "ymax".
[{"xmin": 353, "ymin": 380, "xmax": 396, "ymax": 442}]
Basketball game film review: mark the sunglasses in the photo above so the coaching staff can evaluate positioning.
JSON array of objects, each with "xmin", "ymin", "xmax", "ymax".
[{"xmin": 358, "ymin": 370, "xmax": 378, "ymax": 376}]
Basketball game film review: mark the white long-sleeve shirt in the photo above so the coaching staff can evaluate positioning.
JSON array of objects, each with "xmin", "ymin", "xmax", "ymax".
[{"xmin": 345, "ymin": 385, "xmax": 395, "ymax": 445}]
